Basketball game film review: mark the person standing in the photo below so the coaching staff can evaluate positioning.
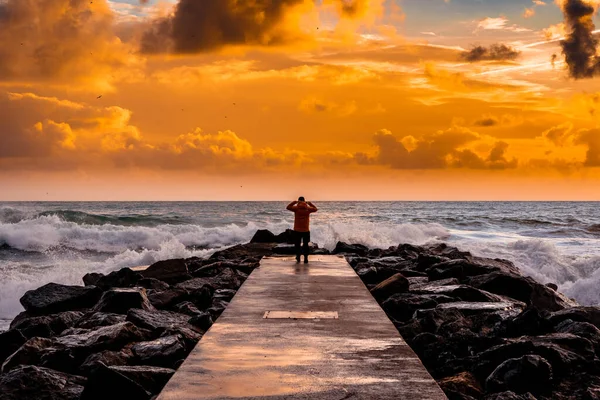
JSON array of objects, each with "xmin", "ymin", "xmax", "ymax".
[{"xmin": 286, "ymin": 197, "xmax": 318, "ymax": 263}]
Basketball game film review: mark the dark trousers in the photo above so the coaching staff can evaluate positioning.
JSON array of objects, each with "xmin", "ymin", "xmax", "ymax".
[{"xmin": 294, "ymin": 230, "xmax": 310, "ymax": 258}]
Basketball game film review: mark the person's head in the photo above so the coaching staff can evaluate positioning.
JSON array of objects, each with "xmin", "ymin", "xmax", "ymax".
[{"xmin": 298, "ymin": 196, "xmax": 305, "ymax": 202}]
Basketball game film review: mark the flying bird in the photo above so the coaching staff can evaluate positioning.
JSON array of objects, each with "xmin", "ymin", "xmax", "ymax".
[{"xmin": 97, "ymin": 95, "xmax": 102, "ymax": 99}]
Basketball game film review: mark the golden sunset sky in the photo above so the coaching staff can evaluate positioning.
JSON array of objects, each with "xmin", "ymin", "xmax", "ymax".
[{"xmin": 2, "ymin": 0, "xmax": 600, "ymax": 200}]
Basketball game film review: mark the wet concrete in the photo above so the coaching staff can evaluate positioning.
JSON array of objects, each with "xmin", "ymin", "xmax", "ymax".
[{"xmin": 157, "ymin": 255, "xmax": 447, "ymax": 400}]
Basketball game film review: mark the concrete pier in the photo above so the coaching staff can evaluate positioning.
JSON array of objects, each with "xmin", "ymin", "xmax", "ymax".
[{"xmin": 157, "ymin": 255, "xmax": 447, "ymax": 400}]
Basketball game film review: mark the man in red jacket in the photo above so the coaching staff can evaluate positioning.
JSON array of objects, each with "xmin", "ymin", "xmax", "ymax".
[{"xmin": 286, "ymin": 197, "xmax": 318, "ymax": 263}]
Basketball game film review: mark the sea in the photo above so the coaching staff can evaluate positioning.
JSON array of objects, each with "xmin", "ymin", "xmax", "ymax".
[{"xmin": 0, "ymin": 201, "xmax": 599, "ymax": 331}]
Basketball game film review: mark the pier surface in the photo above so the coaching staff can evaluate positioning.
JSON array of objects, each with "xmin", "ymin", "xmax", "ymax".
[{"xmin": 158, "ymin": 255, "xmax": 447, "ymax": 400}]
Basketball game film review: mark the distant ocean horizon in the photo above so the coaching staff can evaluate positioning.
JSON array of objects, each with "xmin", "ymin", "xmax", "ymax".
[{"xmin": 1, "ymin": 201, "xmax": 599, "ymax": 331}]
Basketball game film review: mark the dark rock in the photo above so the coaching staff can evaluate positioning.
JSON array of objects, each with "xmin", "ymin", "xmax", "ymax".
[
  {"xmin": 131, "ymin": 335, "xmax": 187, "ymax": 368},
  {"xmin": 213, "ymin": 288, "xmax": 237, "ymax": 302},
  {"xmin": 109, "ymin": 366, "xmax": 175, "ymax": 394},
  {"xmin": 427, "ymin": 257, "xmax": 521, "ymax": 282},
  {"xmin": 54, "ymin": 322, "xmax": 147, "ymax": 354},
  {"xmin": 91, "ymin": 268, "xmax": 143, "ymax": 290},
  {"xmin": 425, "ymin": 243, "xmax": 472, "ymax": 260},
  {"xmin": 2, "ymin": 337, "xmax": 55, "ymax": 373},
  {"xmin": 174, "ymin": 301, "xmax": 202, "ymax": 316},
  {"xmin": 9, "ymin": 311, "xmax": 84, "ymax": 339},
  {"xmin": 427, "ymin": 301, "xmax": 525, "ymax": 319},
  {"xmin": 332, "ymin": 241, "xmax": 369, "ymax": 256},
  {"xmin": 439, "ymin": 371, "xmax": 483, "ymax": 399},
  {"xmin": 370, "ymin": 273, "xmax": 409, "ymax": 300},
  {"xmin": 474, "ymin": 334, "xmax": 595, "ymax": 381},
  {"xmin": 209, "ymin": 243, "xmax": 275, "ymax": 261},
  {"xmin": 126, "ymin": 309, "xmax": 200, "ymax": 334},
  {"xmin": 412, "ymin": 284, "xmax": 511, "ymax": 303},
  {"xmin": 275, "ymin": 229, "xmax": 296, "ymax": 244},
  {"xmin": 485, "ymin": 392, "xmax": 537, "ymax": 400},
  {"xmin": 140, "ymin": 259, "xmax": 191, "ymax": 284},
  {"xmin": 60, "ymin": 328, "xmax": 91, "ymax": 336},
  {"xmin": 549, "ymin": 307, "xmax": 600, "ymax": 330},
  {"xmin": 76, "ymin": 312, "xmax": 126, "ymax": 329},
  {"xmin": 20, "ymin": 283, "xmax": 102, "ymax": 315},
  {"xmin": 188, "ymin": 312, "xmax": 214, "ymax": 331},
  {"xmin": 137, "ymin": 278, "xmax": 170, "ymax": 292},
  {"xmin": 411, "ymin": 278, "xmax": 460, "ymax": 291},
  {"xmin": 382, "ymin": 293, "xmax": 455, "ymax": 322},
  {"xmin": 496, "ymin": 307, "xmax": 553, "ymax": 338},
  {"xmin": 160, "ymin": 326, "xmax": 202, "ymax": 349},
  {"xmin": 147, "ymin": 288, "xmax": 189, "ymax": 310},
  {"xmin": 80, "ymin": 350, "xmax": 132, "ymax": 375},
  {"xmin": 546, "ymin": 283, "xmax": 558, "ymax": 291},
  {"xmin": 81, "ymin": 363, "xmax": 150, "ymax": 400},
  {"xmin": 467, "ymin": 272, "xmax": 577, "ymax": 311},
  {"xmin": 206, "ymin": 299, "xmax": 229, "ymax": 320},
  {"xmin": 82, "ymin": 273, "xmax": 103, "ymax": 287},
  {"xmin": 485, "ymin": 355, "xmax": 552, "ymax": 396},
  {"xmin": 416, "ymin": 254, "xmax": 451, "ymax": 271},
  {"xmin": 92, "ymin": 288, "xmax": 154, "ymax": 314},
  {"xmin": 555, "ymin": 319, "xmax": 600, "ymax": 354},
  {"xmin": 175, "ymin": 279, "xmax": 214, "ymax": 309},
  {"xmin": 250, "ymin": 229, "xmax": 277, "ymax": 243},
  {"xmin": 0, "ymin": 329, "xmax": 27, "ymax": 366},
  {"xmin": 0, "ymin": 365, "xmax": 86, "ymax": 400}
]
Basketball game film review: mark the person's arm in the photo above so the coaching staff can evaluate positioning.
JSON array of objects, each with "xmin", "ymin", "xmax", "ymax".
[
  {"xmin": 286, "ymin": 201, "xmax": 298, "ymax": 211},
  {"xmin": 307, "ymin": 201, "xmax": 318, "ymax": 212}
]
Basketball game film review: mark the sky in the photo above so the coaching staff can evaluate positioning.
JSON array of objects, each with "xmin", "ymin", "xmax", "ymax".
[{"xmin": 2, "ymin": 0, "xmax": 600, "ymax": 200}]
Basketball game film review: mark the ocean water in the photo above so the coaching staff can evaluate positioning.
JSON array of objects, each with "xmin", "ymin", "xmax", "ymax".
[{"xmin": 0, "ymin": 201, "xmax": 599, "ymax": 331}]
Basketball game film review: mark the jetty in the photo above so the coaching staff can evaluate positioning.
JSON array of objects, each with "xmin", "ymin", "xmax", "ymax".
[{"xmin": 158, "ymin": 255, "xmax": 447, "ymax": 399}]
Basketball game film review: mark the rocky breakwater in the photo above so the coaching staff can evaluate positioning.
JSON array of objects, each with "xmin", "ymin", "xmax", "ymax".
[
  {"xmin": 0, "ymin": 242, "xmax": 272, "ymax": 400},
  {"xmin": 1, "ymin": 229, "xmax": 599, "ymax": 400},
  {"xmin": 340, "ymin": 241, "xmax": 600, "ymax": 400}
]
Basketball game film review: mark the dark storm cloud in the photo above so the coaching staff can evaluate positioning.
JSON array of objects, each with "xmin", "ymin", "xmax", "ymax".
[
  {"xmin": 559, "ymin": 0, "xmax": 600, "ymax": 79},
  {"xmin": 461, "ymin": 44, "xmax": 521, "ymax": 62},
  {"xmin": 141, "ymin": 0, "xmax": 306, "ymax": 54}
]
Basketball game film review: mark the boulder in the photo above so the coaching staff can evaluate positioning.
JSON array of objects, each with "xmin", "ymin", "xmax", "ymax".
[
  {"xmin": 80, "ymin": 350, "xmax": 132, "ymax": 375},
  {"xmin": 80, "ymin": 363, "xmax": 150, "ymax": 400},
  {"xmin": 546, "ymin": 283, "xmax": 559, "ymax": 291},
  {"xmin": 412, "ymin": 284, "xmax": 512, "ymax": 303},
  {"xmin": 136, "ymin": 278, "xmax": 170, "ymax": 292},
  {"xmin": 131, "ymin": 335, "xmax": 187, "ymax": 368},
  {"xmin": 275, "ymin": 229, "xmax": 296, "ymax": 244},
  {"xmin": 439, "ymin": 371, "xmax": 483, "ymax": 399},
  {"xmin": 474, "ymin": 334, "xmax": 595, "ymax": 381},
  {"xmin": 0, "ymin": 365, "xmax": 86, "ymax": 400},
  {"xmin": 208, "ymin": 243, "xmax": 275, "ymax": 261},
  {"xmin": 356, "ymin": 264, "xmax": 399, "ymax": 285},
  {"xmin": 549, "ymin": 307, "xmax": 600, "ymax": 330},
  {"xmin": 250, "ymin": 229, "xmax": 277, "ymax": 243},
  {"xmin": 76, "ymin": 312, "xmax": 126, "ymax": 329},
  {"xmin": 109, "ymin": 366, "xmax": 175, "ymax": 394},
  {"xmin": 92, "ymin": 288, "xmax": 155, "ymax": 314},
  {"xmin": 188, "ymin": 312, "xmax": 214, "ymax": 331},
  {"xmin": 126, "ymin": 309, "xmax": 200, "ymax": 334},
  {"xmin": 427, "ymin": 257, "xmax": 521, "ymax": 282},
  {"xmin": 89, "ymin": 268, "xmax": 143, "ymax": 290},
  {"xmin": 484, "ymin": 392, "xmax": 537, "ymax": 400},
  {"xmin": 467, "ymin": 272, "xmax": 576, "ymax": 311},
  {"xmin": 214, "ymin": 289, "xmax": 237, "ymax": 302},
  {"xmin": 555, "ymin": 319, "xmax": 600, "ymax": 354},
  {"xmin": 10, "ymin": 311, "xmax": 84, "ymax": 339},
  {"xmin": 382, "ymin": 293, "xmax": 455, "ymax": 322},
  {"xmin": 159, "ymin": 326, "xmax": 202, "ymax": 349},
  {"xmin": 428, "ymin": 301, "xmax": 525, "ymax": 319},
  {"xmin": 425, "ymin": 243, "xmax": 471, "ymax": 260},
  {"xmin": 140, "ymin": 259, "xmax": 191, "ymax": 284},
  {"xmin": 147, "ymin": 288, "xmax": 189, "ymax": 310},
  {"xmin": 2, "ymin": 337, "xmax": 55, "ymax": 373},
  {"xmin": 0, "ymin": 329, "xmax": 27, "ymax": 366},
  {"xmin": 174, "ymin": 301, "xmax": 203, "ymax": 316},
  {"xmin": 332, "ymin": 242, "xmax": 369, "ymax": 256},
  {"xmin": 20, "ymin": 283, "xmax": 102, "ymax": 315},
  {"xmin": 410, "ymin": 278, "xmax": 460, "ymax": 292},
  {"xmin": 54, "ymin": 322, "xmax": 147, "ymax": 354},
  {"xmin": 496, "ymin": 307, "xmax": 553, "ymax": 338},
  {"xmin": 485, "ymin": 355, "xmax": 552, "ymax": 396},
  {"xmin": 370, "ymin": 273, "xmax": 409, "ymax": 300},
  {"xmin": 82, "ymin": 273, "xmax": 103, "ymax": 287}
]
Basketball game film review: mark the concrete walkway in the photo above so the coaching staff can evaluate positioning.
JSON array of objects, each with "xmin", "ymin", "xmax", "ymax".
[{"xmin": 158, "ymin": 255, "xmax": 447, "ymax": 400}]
